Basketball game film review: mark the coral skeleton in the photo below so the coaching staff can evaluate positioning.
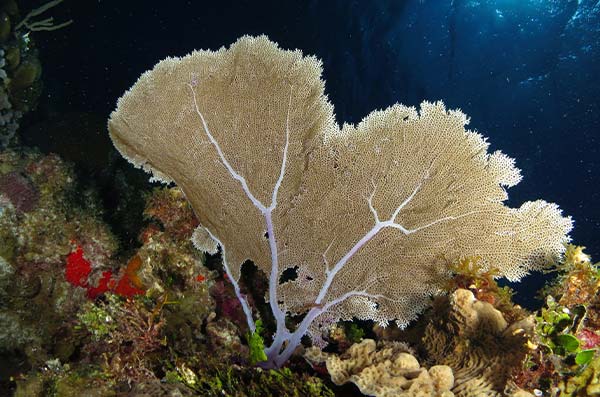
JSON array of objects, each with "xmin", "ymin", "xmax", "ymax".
[{"xmin": 108, "ymin": 36, "xmax": 573, "ymax": 368}]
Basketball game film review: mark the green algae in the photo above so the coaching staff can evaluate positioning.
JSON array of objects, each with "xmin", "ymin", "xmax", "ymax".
[
  {"xmin": 165, "ymin": 363, "xmax": 334, "ymax": 397},
  {"xmin": 77, "ymin": 301, "xmax": 118, "ymax": 341},
  {"xmin": 246, "ymin": 319, "xmax": 268, "ymax": 365}
]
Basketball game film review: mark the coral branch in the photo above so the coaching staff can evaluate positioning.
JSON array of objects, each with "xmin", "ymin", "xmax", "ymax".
[
  {"xmin": 314, "ymin": 170, "xmax": 430, "ymax": 305},
  {"xmin": 366, "ymin": 180, "xmax": 380, "ymax": 223},
  {"xmin": 204, "ymin": 229, "xmax": 256, "ymax": 332},
  {"xmin": 273, "ymin": 290, "xmax": 383, "ymax": 367},
  {"xmin": 390, "ymin": 165, "xmax": 431, "ymax": 223},
  {"xmin": 268, "ymin": 85, "xmax": 293, "ymax": 211},
  {"xmin": 15, "ymin": 0, "xmax": 73, "ymax": 32},
  {"xmin": 189, "ymin": 82, "xmax": 294, "ymax": 352},
  {"xmin": 188, "ymin": 85, "xmax": 267, "ymax": 213},
  {"xmin": 263, "ymin": 86, "xmax": 294, "ymax": 356}
]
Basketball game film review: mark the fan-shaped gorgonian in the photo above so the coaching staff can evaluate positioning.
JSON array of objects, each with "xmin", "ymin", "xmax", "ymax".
[{"xmin": 108, "ymin": 36, "xmax": 572, "ymax": 368}]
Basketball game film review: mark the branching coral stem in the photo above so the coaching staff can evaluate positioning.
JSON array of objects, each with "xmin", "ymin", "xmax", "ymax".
[
  {"xmin": 205, "ymin": 228, "xmax": 256, "ymax": 332},
  {"xmin": 188, "ymin": 84, "xmax": 291, "ymax": 341},
  {"xmin": 314, "ymin": 172, "xmax": 428, "ymax": 304},
  {"xmin": 268, "ymin": 85, "xmax": 293, "ymax": 211},
  {"xmin": 188, "ymin": 85, "xmax": 267, "ymax": 214},
  {"xmin": 263, "ymin": 87, "xmax": 294, "ymax": 357},
  {"xmin": 273, "ymin": 290, "xmax": 383, "ymax": 367},
  {"xmin": 15, "ymin": 0, "xmax": 73, "ymax": 32}
]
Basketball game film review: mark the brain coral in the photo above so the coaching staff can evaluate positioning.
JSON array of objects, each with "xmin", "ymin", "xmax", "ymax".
[{"xmin": 107, "ymin": 35, "xmax": 573, "ymax": 366}]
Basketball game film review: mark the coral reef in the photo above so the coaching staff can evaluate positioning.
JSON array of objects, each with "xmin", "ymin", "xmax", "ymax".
[
  {"xmin": 0, "ymin": 150, "xmax": 594, "ymax": 396},
  {"xmin": 0, "ymin": 149, "xmax": 116, "ymax": 371},
  {"xmin": 0, "ymin": 149, "xmax": 117, "ymax": 266},
  {"xmin": 0, "ymin": 0, "xmax": 72, "ymax": 148},
  {"xmin": 78, "ymin": 293, "xmax": 166, "ymax": 382},
  {"xmin": 306, "ymin": 339, "xmax": 454, "ymax": 397},
  {"xmin": 4, "ymin": 179, "xmax": 335, "ymax": 396},
  {"xmin": 0, "ymin": 170, "xmax": 38, "ymax": 212},
  {"xmin": 334, "ymin": 284, "xmax": 535, "ymax": 396},
  {"xmin": 70, "ymin": 187, "xmax": 219, "ymax": 384},
  {"xmin": 64, "ymin": 245, "xmax": 145, "ymax": 299},
  {"xmin": 445, "ymin": 255, "xmax": 518, "ymax": 314},
  {"xmin": 0, "ymin": 136, "xmax": 586, "ymax": 395},
  {"xmin": 0, "ymin": 26, "xmax": 593, "ymax": 392},
  {"xmin": 164, "ymin": 362, "xmax": 335, "ymax": 397}
]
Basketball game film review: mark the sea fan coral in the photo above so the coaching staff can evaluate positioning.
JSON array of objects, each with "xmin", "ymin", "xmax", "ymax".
[{"xmin": 107, "ymin": 35, "xmax": 572, "ymax": 367}]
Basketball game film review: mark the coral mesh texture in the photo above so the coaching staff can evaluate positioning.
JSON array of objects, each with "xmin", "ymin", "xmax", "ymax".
[{"xmin": 108, "ymin": 36, "xmax": 572, "ymax": 330}]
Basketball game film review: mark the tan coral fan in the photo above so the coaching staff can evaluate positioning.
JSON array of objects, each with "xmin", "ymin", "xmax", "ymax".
[{"xmin": 108, "ymin": 35, "xmax": 572, "ymax": 332}]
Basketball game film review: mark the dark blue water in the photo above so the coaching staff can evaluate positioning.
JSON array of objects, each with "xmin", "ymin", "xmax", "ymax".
[{"xmin": 24, "ymin": 0, "xmax": 599, "ymax": 305}]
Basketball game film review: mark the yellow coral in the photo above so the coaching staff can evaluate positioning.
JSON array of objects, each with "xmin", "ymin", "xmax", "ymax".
[
  {"xmin": 564, "ymin": 244, "xmax": 592, "ymax": 267},
  {"xmin": 306, "ymin": 339, "xmax": 454, "ymax": 397}
]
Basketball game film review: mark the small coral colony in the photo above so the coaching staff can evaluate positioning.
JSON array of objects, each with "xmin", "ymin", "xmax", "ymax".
[{"xmin": 0, "ymin": 11, "xmax": 598, "ymax": 397}]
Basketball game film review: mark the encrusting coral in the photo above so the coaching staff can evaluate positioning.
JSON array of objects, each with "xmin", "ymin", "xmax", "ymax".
[
  {"xmin": 305, "ymin": 338, "xmax": 455, "ymax": 396},
  {"xmin": 107, "ymin": 35, "xmax": 573, "ymax": 367}
]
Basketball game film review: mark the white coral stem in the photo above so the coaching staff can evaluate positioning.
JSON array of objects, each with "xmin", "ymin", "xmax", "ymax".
[{"xmin": 189, "ymin": 84, "xmax": 291, "ymax": 348}]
